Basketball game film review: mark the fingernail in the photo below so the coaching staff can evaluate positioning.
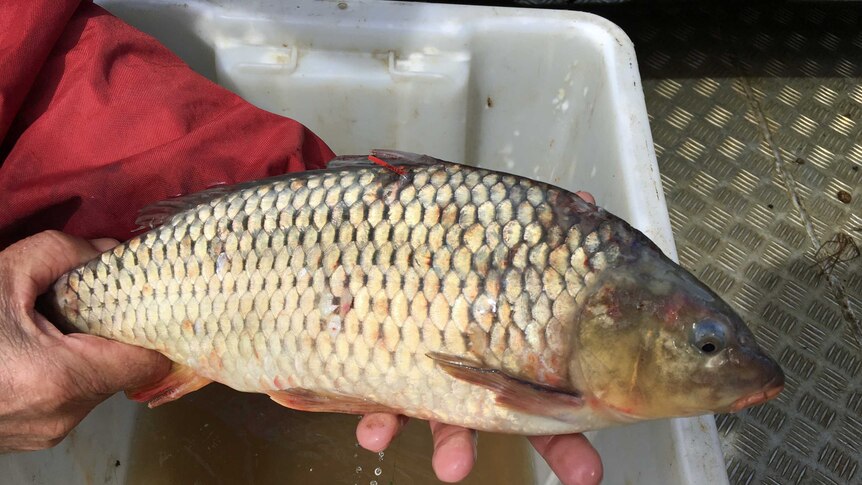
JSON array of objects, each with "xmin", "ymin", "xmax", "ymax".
[{"xmin": 89, "ymin": 238, "xmax": 120, "ymax": 252}]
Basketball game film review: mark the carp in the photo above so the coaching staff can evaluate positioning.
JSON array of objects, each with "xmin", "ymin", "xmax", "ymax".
[{"xmin": 43, "ymin": 150, "xmax": 783, "ymax": 435}]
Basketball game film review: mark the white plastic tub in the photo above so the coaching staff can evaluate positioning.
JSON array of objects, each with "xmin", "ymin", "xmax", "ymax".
[{"xmin": 1, "ymin": 1, "xmax": 730, "ymax": 483}]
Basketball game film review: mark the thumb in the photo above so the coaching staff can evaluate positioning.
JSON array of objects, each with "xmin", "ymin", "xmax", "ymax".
[
  {"xmin": 63, "ymin": 333, "xmax": 172, "ymax": 396},
  {"xmin": 1, "ymin": 231, "xmax": 109, "ymax": 307}
]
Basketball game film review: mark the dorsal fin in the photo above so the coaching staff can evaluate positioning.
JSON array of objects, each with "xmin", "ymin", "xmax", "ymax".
[
  {"xmin": 326, "ymin": 149, "xmax": 442, "ymax": 171},
  {"xmin": 371, "ymin": 149, "xmax": 450, "ymax": 166}
]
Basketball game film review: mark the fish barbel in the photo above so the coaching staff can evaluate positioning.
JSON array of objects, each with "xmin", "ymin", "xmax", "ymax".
[{"xmin": 43, "ymin": 150, "xmax": 783, "ymax": 435}]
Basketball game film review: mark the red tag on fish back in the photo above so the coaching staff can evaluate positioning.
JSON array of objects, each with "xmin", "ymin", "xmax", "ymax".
[{"xmin": 368, "ymin": 155, "xmax": 406, "ymax": 176}]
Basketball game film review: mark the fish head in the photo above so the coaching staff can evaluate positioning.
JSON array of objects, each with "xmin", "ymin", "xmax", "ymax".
[{"xmin": 572, "ymin": 247, "xmax": 784, "ymax": 421}]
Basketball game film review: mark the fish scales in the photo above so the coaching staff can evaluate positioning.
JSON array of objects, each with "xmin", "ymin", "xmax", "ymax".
[
  {"xmin": 51, "ymin": 163, "xmax": 610, "ymax": 433},
  {"xmin": 46, "ymin": 151, "xmax": 784, "ymax": 435}
]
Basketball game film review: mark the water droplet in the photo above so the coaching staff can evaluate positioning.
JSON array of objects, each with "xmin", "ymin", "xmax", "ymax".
[
  {"xmin": 378, "ymin": 451, "xmax": 385, "ymax": 461},
  {"xmin": 374, "ymin": 467, "xmax": 382, "ymax": 476},
  {"xmin": 370, "ymin": 481, "xmax": 378, "ymax": 485},
  {"xmin": 356, "ymin": 466, "xmax": 362, "ymax": 473}
]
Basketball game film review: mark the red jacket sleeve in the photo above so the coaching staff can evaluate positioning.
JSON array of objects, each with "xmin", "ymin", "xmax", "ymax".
[{"xmin": 0, "ymin": 0, "xmax": 336, "ymax": 249}]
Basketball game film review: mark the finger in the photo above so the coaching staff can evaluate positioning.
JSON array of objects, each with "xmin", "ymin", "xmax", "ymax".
[
  {"xmin": 62, "ymin": 333, "xmax": 171, "ymax": 397},
  {"xmin": 575, "ymin": 191, "xmax": 595, "ymax": 204},
  {"xmin": 31, "ymin": 309, "xmax": 65, "ymax": 338},
  {"xmin": 0, "ymin": 433, "xmax": 66, "ymax": 453},
  {"xmin": 89, "ymin": 238, "xmax": 120, "ymax": 253},
  {"xmin": 430, "ymin": 421, "xmax": 477, "ymax": 483},
  {"xmin": 1, "ymin": 231, "xmax": 103, "ymax": 305},
  {"xmin": 528, "ymin": 434, "xmax": 603, "ymax": 485},
  {"xmin": 356, "ymin": 413, "xmax": 409, "ymax": 452}
]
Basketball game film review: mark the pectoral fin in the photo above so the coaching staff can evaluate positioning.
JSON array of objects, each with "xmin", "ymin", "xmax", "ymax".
[
  {"xmin": 267, "ymin": 388, "xmax": 402, "ymax": 416},
  {"xmin": 126, "ymin": 363, "xmax": 212, "ymax": 408},
  {"xmin": 427, "ymin": 352, "xmax": 583, "ymax": 418}
]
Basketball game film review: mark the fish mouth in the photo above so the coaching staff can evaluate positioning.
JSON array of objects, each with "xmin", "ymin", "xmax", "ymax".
[{"xmin": 728, "ymin": 374, "xmax": 784, "ymax": 413}]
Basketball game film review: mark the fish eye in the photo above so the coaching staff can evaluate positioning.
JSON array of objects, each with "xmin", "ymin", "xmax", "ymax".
[{"xmin": 691, "ymin": 318, "xmax": 728, "ymax": 354}]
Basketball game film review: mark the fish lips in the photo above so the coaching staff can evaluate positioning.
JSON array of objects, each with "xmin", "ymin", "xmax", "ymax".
[
  {"xmin": 728, "ymin": 372, "xmax": 784, "ymax": 412},
  {"xmin": 722, "ymin": 349, "xmax": 785, "ymax": 413}
]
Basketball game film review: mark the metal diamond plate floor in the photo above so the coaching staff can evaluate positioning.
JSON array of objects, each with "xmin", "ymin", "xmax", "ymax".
[{"xmin": 587, "ymin": 3, "xmax": 862, "ymax": 484}]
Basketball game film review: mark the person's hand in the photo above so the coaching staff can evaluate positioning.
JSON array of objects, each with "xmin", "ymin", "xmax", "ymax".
[
  {"xmin": 355, "ymin": 415, "xmax": 602, "ymax": 485},
  {"xmin": 355, "ymin": 191, "xmax": 603, "ymax": 485},
  {"xmin": 0, "ymin": 231, "xmax": 171, "ymax": 453}
]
